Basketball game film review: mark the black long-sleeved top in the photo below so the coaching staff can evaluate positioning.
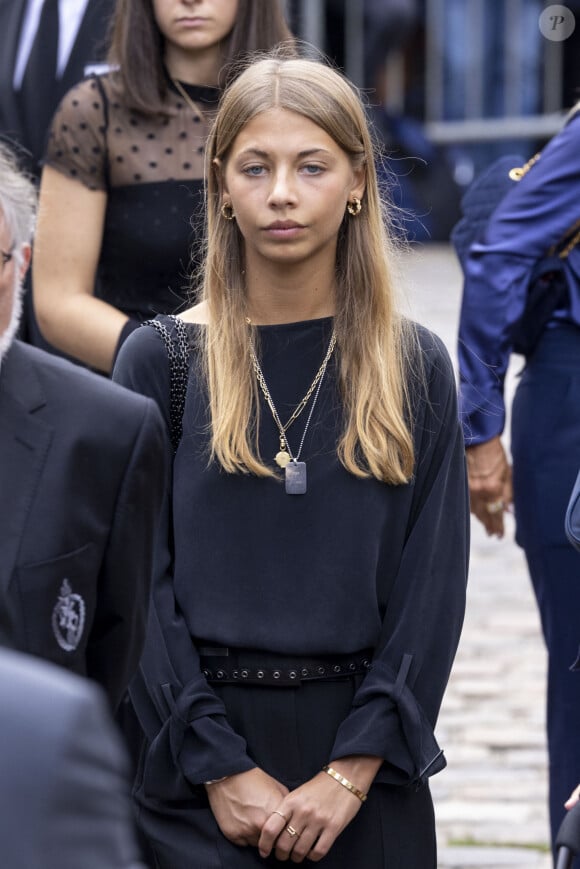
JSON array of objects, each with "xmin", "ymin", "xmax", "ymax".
[{"xmin": 114, "ymin": 315, "xmax": 469, "ymax": 793}]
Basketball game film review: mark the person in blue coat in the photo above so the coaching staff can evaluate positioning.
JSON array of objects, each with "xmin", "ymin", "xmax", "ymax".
[
  {"xmin": 457, "ymin": 104, "xmax": 580, "ymax": 856},
  {"xmin": 114, "ymin": 53, "xmax": 469, "ymax": 868}
]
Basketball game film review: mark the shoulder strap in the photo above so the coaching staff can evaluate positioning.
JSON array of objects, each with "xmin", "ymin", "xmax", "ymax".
[{"xmin": 144, "ymin": 316, "xmax": 191, "ymax": 453}]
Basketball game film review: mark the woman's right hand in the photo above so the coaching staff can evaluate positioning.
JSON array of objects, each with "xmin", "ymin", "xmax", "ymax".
[
  {"xmin": 466, "ymin": 436, "xmax": 513, "ymax": 538},
  {"xmin": 205, "ymin": 767, "xmax": 289, "ymax": 848}
]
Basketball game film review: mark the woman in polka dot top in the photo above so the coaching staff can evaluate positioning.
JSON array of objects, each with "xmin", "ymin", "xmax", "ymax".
[{"xmin": 32, "ymin": 0, "xmax": 292, "ymax": 373}]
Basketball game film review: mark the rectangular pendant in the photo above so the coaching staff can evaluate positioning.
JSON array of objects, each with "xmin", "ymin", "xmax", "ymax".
[{"xmin": 285, "ymin": 461, "xmax": 307, "ymax": 495}]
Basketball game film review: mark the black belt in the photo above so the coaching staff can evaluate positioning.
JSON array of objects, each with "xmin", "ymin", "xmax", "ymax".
[{"xmin": 197, "ymin": 645, "xmax": 373, "ymax": 687}]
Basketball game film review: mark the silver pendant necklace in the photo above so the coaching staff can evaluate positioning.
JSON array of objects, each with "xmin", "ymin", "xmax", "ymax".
[{"xmin": 249, "ymin": 331, "xmax": 336, "ymax": 495}]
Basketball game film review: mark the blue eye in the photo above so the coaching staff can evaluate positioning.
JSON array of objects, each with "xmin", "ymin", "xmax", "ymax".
[
  {"xmin": 243, "ymin": 165, "xmax": 265, "ymax": 176},
  {"xmin": 303, "ymin": 164, "xmax": 323, "ymax": 175}
]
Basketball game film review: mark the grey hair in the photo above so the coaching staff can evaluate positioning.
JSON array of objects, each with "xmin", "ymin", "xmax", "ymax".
[{"xmin": 0, "ymin": 142, "xmax": 36, "ymax": 253}]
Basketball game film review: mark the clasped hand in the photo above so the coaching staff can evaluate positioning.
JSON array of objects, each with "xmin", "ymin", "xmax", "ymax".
[{"xmin": 205, "ymin": 762, "xmax": 370, "ymax": 863}]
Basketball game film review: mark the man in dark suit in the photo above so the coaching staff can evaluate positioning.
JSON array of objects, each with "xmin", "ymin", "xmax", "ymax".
[
  {"xmin": 0, "ymin": 0, "xmax": 115, "ymax": 178},
  {"xmin": 0, "ymin": 647, "xmax": 146, "ymax": 868},
  {"xmin": 0, "ymin": 141, "xmax": 168, "ymax": 711}
]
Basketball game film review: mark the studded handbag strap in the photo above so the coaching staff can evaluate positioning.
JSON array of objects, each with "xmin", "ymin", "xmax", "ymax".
[{"xmin": 144, "ymin": 316, "xmax": 190, "ymax": 453}]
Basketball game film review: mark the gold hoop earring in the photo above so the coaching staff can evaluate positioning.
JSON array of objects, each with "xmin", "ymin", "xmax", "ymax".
[
  {"xmin": 221, "ymin": 203, "xmax": 235, "ymax": 220},
  {"xmin": 347, "ymin": 197, "xmax": 362, "ymax": 216}
]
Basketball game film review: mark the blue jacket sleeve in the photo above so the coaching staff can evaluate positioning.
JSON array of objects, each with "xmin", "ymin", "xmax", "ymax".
[
  {"xmin": 458, "ymin": 112, "xmax": 580, "ymax": 444},
  {"xmin": 330, "ymin": 333, "xmax": 469, "ymax": 786}
]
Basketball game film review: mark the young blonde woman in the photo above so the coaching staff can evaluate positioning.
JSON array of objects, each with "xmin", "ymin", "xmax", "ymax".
[
  {"xmin": 114, "ymin": 54, "xmax": 469, "ymax": 868},
  {"xmin": 32, "ymin": 0, "xmax": 291, "ymax": 373}
]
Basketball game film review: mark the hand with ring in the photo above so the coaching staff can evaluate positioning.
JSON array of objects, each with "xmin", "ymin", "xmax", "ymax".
[
  {"xmin": 204, "ymin": 767, "xmax": 288, "ymax": 848},
  {"xmin": 258, "ymin": 756, "xmax": 381, "ymax": 863},
  {"xmin": 466, "ymin": 436, "xmax": 513, "ymax": 538}
]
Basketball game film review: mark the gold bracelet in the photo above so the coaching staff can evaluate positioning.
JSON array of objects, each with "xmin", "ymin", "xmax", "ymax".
[{"xmin": 322, "ymin": 765, "xmax": 367, "ymax": 803}]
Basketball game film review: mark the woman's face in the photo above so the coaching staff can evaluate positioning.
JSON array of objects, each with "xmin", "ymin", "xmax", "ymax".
[
  {"xmin": 221, "ymin": 107, "xmax": 365, "ymax": 272},
  {"xmin": 153, "ymin": 0, "xmax": 239, "ymax": 54}
]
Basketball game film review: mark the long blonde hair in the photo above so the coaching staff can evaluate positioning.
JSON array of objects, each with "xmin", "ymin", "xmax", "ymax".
[{"xmin": 200, "ymin": 55, "xmax": 418, "ymax": 484}]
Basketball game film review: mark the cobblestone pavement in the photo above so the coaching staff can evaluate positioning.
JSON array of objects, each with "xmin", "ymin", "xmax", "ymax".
[{"xmin": 401, "ymin": 245, "xmax": 551, "ymax": 869}]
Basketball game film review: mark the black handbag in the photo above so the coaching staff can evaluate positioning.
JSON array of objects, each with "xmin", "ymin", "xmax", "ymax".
[{"xmin": 565, "ymin": 469, "xmax": 580, "ymax": 552}]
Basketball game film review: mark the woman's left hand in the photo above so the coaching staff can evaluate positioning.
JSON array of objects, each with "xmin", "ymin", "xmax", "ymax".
[{"xmin": 258, "ymin": 755, "xmax": 382, "ymax": 863}]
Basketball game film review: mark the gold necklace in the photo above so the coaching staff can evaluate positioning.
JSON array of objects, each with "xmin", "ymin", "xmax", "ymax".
[
  {"xmin": 171, "ymin": 78, "xmax": 203, "ymax": 122},
  {"xmin": 249, "ymin": 331, "xmax": 336, "ymax": 494},
  {"xmin": 246, "ymin": 317, "xmax": 335, "ymax": 466}
]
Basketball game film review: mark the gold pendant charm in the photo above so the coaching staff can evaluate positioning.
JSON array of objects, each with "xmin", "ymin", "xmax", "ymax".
[{"xmin": 275, "ymin": 450, "xmax": 291, "ymax": 468}]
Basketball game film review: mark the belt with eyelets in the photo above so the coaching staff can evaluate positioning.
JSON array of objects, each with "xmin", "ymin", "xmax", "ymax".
[{"xmin": 197, "ymin": 644, "xmax": 373, "ymax": 687}]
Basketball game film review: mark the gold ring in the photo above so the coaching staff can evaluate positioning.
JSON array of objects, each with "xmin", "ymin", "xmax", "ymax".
[
  {"xmin": 272, "ymin": 810, "xmax": 288, "ymax": 821},
  {"xmin": 285, "ymin": 825, "xmax": 299, "ymax": 837},
  {"xmin": 485, "ymin": 499, "xmax": 504, "ymax": 515}
]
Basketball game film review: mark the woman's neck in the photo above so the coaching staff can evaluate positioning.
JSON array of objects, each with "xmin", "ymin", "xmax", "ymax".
[
  {"xmin": 245, "ymin": 260, "xmax": 336, "ymax": 325},
  {"xmin": 164, "ymin": 43, "xmax": 222, "ymax": 87}
]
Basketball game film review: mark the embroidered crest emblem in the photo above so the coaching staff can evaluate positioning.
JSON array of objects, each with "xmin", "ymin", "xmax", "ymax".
[{"xmin": 51, "ymin": 579, "xmax": 86, "ymax": 652}]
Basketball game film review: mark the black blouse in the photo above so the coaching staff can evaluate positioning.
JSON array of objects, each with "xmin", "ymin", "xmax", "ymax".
[
  {"xmin": 114, "ymin": 316, "xmax": 469, "ymax": 791},
  {"xmin": 45, "ymin": 75, "xmax": 220, "ymax": 320}
]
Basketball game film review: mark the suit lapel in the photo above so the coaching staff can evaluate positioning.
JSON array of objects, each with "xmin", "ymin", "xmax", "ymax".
[
  {"xmin": 0, "ymin": 0, "xmax": 28, "ymax": 141},
  {"xmin": 0, "ymin": 343, "xmax": 52, "ymax": 596}
]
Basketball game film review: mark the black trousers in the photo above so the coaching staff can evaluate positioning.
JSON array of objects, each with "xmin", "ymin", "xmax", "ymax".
[
  {"xmin": 512, "ymin": 325, "xmax": 580, "ymax": 860},
  {"xmin": 135, "ymin": 673, "xmax": 436, "ymax": 868}
]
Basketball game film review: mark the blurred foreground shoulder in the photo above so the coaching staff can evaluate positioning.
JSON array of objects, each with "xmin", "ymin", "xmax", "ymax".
[{"xmin": 0, "ymin": 648, "xmax": 144, "ymax": 868}]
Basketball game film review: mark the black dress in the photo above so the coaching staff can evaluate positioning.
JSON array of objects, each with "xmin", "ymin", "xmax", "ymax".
[
  {"xmin": 113, "ymin": 316, "xmax": 469, "ymax": 868},
  {"xmin": 45, "ymin": 75, "xmax": 219, "ymax": 320}
]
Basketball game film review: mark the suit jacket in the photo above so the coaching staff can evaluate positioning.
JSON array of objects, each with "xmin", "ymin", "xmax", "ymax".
[
  {"xmin": 0, "ymin": 340, "xmax": 169, "ymax": 710},
  {"xmin": 0, "ymin": 647, "xmax": 145, "ymax": 868},
  {"xmin": 0, "ymin": 0, "xmax": 115, "ymax": 175}
]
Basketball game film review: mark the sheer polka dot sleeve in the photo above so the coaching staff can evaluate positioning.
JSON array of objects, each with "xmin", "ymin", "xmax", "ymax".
[{"xmin": 45, "ymin": 76, "xmax": 108, "ymax": 191}]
